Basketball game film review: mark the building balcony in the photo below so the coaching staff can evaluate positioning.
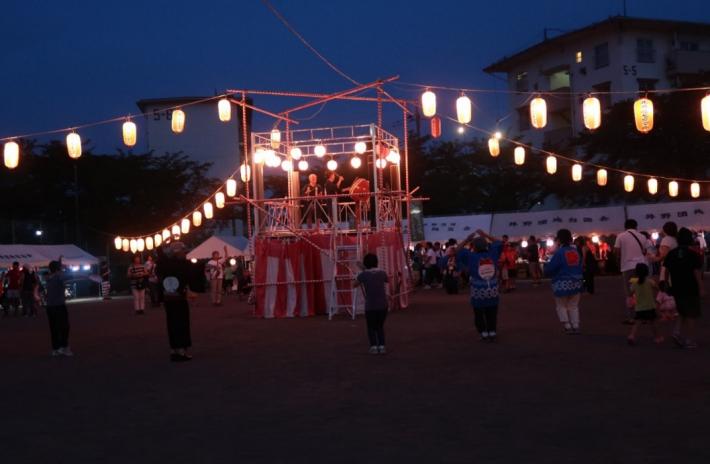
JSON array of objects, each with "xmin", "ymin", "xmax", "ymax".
[{"xmin": 667, "ymin": 49, "xmax": 710, "ymax": 75}]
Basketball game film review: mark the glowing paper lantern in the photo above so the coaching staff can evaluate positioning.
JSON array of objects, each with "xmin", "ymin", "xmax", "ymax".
[
  {"xmin": 354, "ymin": 141, "xmax": 367, "ymax": 154},
  {"xmin": 122, "ymin": 120, "xmax": 137, "ymax": 147},
  {"xmin": 546, "ymin": 156, "xmax": 557, "ymax": 174},
  {"xmin": 265, "ymin": 150, "xmax": 280, "ymax": 167},
  {"xmin": 583, "ymin": 96, "xmax": 601, "ymax": 130},
  {"xmin": 456, "ymin": 94, "xmax": 472, "ymax": 124},
  {"xmin": 668, "ymin": 181, "xmax": 679, "ymax": 197},
  {"xmin": 297, "ymin": 160, "xmax": 309, "ymax": 171},
  {"xmin": 171, "ymin": 224, "xmax": 181, "ymax": 238},
  {"xmin": 281, "ymin": 160, "xmax": 293, "ymax": 172},
  {"xmin": 154, "ymin": 233, "xmax": 162, "ymax": 247},
  {"xmin": 203, "ymin": 201, "xmax": 214, "ymax": 219},
  {"xmin": 130, "ymin": 239, "xmax": 138, "ymax": 254},
  {"xmin": 514, "ymin": 146, "xmax": 525, "ymax": 165},
  {"xmin": 431, "ymin": 116, "xmax": 442, "ymax": 138},
  {"xmin": 137, "ymin": 238, "xmax": 145, "ymax": 252},
  {"xmin": 171, "ymin": 109, "xmax": 185, "ymax": 133},
  {"xmin": 192, "ymin": 210, "xmax": 202, "ymax": 227},
  {"xmin": 240, "ymin": 164, "xmax": 251, "ymax": 182},
  {"xmin": 634, "ymin": 97, "xmax": 654, "ymax": 133},
  {"xmin": 270, "ymin": 129, "xmax": 281, "ymax": 149},
  {"xmin": 350, "ymin": 156, "xmax": 362, "ymax": 169},
  {"xmin": 162, "ymin": 229, "xmax": 170, "ymax": 242},
  {"xmin": 375, "ymin": 158, "xmax": 387, "ymax": 169},
  {"xmin": 180, "ymin": 218, "xmax": 190, "ymax": 234},
  {"xmin": 314, "ymin": 144, "xmax": 326, "ymax": 158},
  {"xmin": 624, "ymin": 175, "xmax": 635, "ymax": 192},
  {"xmin": 218, "ymin": 98, "xmax": 231, "ymax": 122},
  {"xmin": 114, "ymin": 236, "xmax": 122, "ymax": 250},
  {"xmin": 386, "ymin": 149, "xmax": 400, "ymax": 165},
  {"xmin": 530, "ymin": 97, "xmax": 547, "ymax": 129},
  {"xmin": 488, "ymin": 135, "xmax": 500, "ymax": 157},
  {"xmin": 226, "ymin": 179, "xmax": 237, "ymax": 197},
  {"xmin": 216, "ymin": 192, "xmax": 226, "ymax": 208},
  {"xmin": 326, "ymin": 159, "xmax": 337, "ymax": 171},
  {"xmin": 647, "ymin": 178, "xmax": 658, "ymax": 195},
  {"xmin": 290, "ymin": 147, "xmax": 302, "ymax": 159},
  {"xmin": 572, "ymin": 164, "xmax": 582, "ymax": 182},
  {"xmin": 4, "ymin": 141, "xmax": 19, "ymax": 169},
  {"xmin": 66, "ymin": 132, "xmax": 82, "ymax": 159},
  {"xmin": 702, "ymin": 95, "xmax": 710, "ymax": 132},
  {"xmin": 122, "ymin": 238, "xmax": 129, "ymax": 252},
  {"xmin": 421, "ymin": 89, "xmax": 436, "ymax": 117},
  {"xmin": 691, "ymin": 182, "xmax": 701, "ymax": 198},
  {"xmin": 146, "ymin": 236, "xmax": 154, "ymax": 250},
  {"xmin": 597, "ymin": 169, "xmax": 608, "ymax": 186},
  {"xmin": 253, "ymin": 148, "xmax": 266, "ymax": 164}
]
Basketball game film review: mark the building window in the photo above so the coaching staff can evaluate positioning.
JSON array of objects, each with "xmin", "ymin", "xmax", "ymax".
[
  {"xmin": 592, "ymin": 81, "xmax": 611, "ymax": 110},
  {"xmin": 576, "ymin": 51, "xmax": 583, "ymax": 63},
  {"xmin": 680, "ymin": 41, "xmax": 699, "ymax": 51},
  {"xmin": 594, "ymin": 43, "xmax": 609, "ymax": 69},
  {"xmin": 515, "ymin": 72, "xmax": 529, "ymax": 92},
  {"xmin": 636, "ymin": 38, "xmax": 655, "ymax": 63},
  {"xmin": 549, "ymin": 70, "xmax": 570, "ymax": 90},
  {"xmin": 517, "ymin": 107, "xmax": 531, "ymax": 131},
  {"xmin": 637, "ymin": 78, "xmax": 658, "ymax": 91}
]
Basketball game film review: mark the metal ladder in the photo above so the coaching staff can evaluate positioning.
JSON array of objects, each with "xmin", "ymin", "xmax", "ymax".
[{"xmin": 329, "ymin": 243, "xmax": 361, "ymax": 320}]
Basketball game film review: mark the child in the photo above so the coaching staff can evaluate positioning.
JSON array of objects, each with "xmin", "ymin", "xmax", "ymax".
[
  {"xmin": 656, "ymin": 281, "xmax": 677, "ymax": 322},
  {"xmin": 45, "ymin": 258, "xmax": 73, "ymax": 357},
  {"xmin": 627, "ymin": 263, "xmax": 663, "ymax": 345},
  {"xmin": 355, "ymin": 253, "xmax": 389, "ymax": 354},
  {"xmin": 457, "ymin": 229, "xmax": 502, "ymax": 342},
  {"xmin": 544, "ymin": 229, "xmax": 584, "ymax": 334}
]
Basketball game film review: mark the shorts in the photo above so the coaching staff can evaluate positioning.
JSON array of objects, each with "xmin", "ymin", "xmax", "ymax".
[
  {"xmin": 675, "ymin": 296, "xmax": 701, "ymax": 319},
  {"xmin": 634, "ymin": 309, "xmax": 657, "ymax": 321}
]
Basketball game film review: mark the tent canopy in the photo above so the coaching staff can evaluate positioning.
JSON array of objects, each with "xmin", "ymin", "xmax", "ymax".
[
  {"xmin": 0, "ymin": 244, "xmax": 99, "ymax": 268},
  {"xmin": 187, "ymin": 235, "xmax": 250, "ymax": 260}
]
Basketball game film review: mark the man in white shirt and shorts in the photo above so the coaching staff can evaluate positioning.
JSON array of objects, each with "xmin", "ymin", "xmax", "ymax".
[{"xmin": 614, "ymin": 219, "xmax": 648, "ymax": 324}]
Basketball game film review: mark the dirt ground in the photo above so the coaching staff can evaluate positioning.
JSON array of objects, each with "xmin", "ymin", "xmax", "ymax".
[{"xmin": 1, "ymin": 276, "xmax": 709, "ymax": 464}]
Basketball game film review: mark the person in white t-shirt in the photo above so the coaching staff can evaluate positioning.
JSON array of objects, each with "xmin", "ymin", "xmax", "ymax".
[
  {"xmin": 423, "ymin": 242, "xmax": 438, "ymax": 289},
  {"xmin": 205, "ymin": 246, "xmax": 227, "ymax": 306},
  {"xmin": 614, "ymin": 219, "xmax": 648, "ymax": 323}
]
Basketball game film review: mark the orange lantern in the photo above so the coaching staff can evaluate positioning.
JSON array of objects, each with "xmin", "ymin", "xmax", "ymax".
[
  {"xmin": 596, "ymin": 169, "xmax": 608, "ymax": 187},
  {"xmin": 431, "ymin": 116, "xmax": 442, "ymax": 138},
  {"xmin": 530, "ymin": 96, "xmax": 547, "ymax": 129},
  {"xmin": 634, "ymin": 97, "xmax": 654, "ymax": 133},
  {"xmin": 582, "ymin": 96, "xmax": 601, "ymax": 130}
]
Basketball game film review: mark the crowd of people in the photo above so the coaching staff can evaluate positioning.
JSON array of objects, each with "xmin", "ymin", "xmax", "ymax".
[{"xmin": 0, "ymin": 262, "xmax": 42, "ymax": 318}]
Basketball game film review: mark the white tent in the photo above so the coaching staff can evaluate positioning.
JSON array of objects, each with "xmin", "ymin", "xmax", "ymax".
[
  {"xmin": 403, "ymin": 214, "xmax": 493, "ymax": 244},
  {"xmin": 627, "ymin": 200, "xmax": 710, "ymax": 232},
  {"xmin": 0, "ymin": 244, "xmax": 99, "ymax": 268},
  {"xmin": 187, "ymin": 235, "xmax": 250, "ymax": 260}
]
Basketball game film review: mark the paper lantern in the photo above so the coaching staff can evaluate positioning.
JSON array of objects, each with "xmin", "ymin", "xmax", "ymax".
[
  {"xmin": 597, "ymin": 169, "xmax": 608, "ymax": 186},
  {"xmin": 265, "ymin": 150, "xmax": 280, "ymax": 167},
  {"xmin": 456, "ymin": 94, "xmax": 472, "ymax": 124},
  {"xmin": 375, "ymin": 158, "xmax": 387, "ymax": 169},
  {"xmin": 240, "ymin": 164, "xmax": 251, "ymax": 182},
  {"xmin": 192, "ymin": 210, "xmax": 203, "ymax": 227},
  {"xmin": 421, "ymin": 90, "xmax": 436, "ymax": 117},
  {"xmin": 624, "ymin": 175, "xmax": 635, "ymax": 192},
  {"xmin": 326, "ymin": 159, "xmax": 337, "ymax": 171},
  {"xmin": 130, "ymin": 239, "xmax": 138, "ymax": 254},
  {"xmin": 171, "ymin": 224, "xmax": 181, "ymax": 238},
  {"xmin": 122, "ymin": 120, "xmax": 137, "ymax": 147},
  {"xmin": 4, "ymin": 141, "xmax": 19, "ymax": 169},
  {"xmin": 668, "ymin": 181, "xmax": 679, "ymax": 197},
  {"xmin": 281, "ymin": 160, "xmax": 293, "ymax": 172},
  {"xmin": 203, "ymin": 201, "xmax": 214, "ymax": 219},
  {"xmin": 180, "ymin": 218, "xmax": 190, "ymax": 234},
  {"xmin": 290, "ymin": 147, "xmax": 302, "ymax": 159},
  {"xmin": 530, "ymin": 97, "xmax": 547, "ymax": 129},
  {"xmin": 114, "ymin": 236, "xmax": 122, "ymax": 250},
  {"xmin": 431, "ymin": 116, "xmax": 441, "ymax": 138},
  {"xmin": 647, "ymin": 178, "xmax": 658, "ymax": 195},
  {"xmin": 702, "ymin": 95, "xmax": 710, "ymax": 132},
  {"xmin": 354, "ymin": 141, "xmax": 367, "ymax": 154},
  {"xmin": 214, "ymin": 192, "xmax": 224, "ymax": 210},
  {"xmin": 691, "ymin": 182, "xmax": 701, "ymax": 198},
  {"xmin": 572, "ymin": 164, "xmax": 582, "ymax": 182},
  {"xmin": 297, "ymin": 160, "xmax": 309, "ymax": 171},
  {"xmin": 154, "ymin": 233, "xmax": 162, "ymax": 247},
  {"xmin": 488, "ymin": 134, "xmax": 500, "ymax": 157},
  {"xmin": 386, "ymin": 149, "xmax": 401, "ymax": 165},
  {"xmin": 146, "ymin": 236, "xmax": 154, "ymax": 250},
  {"xmin": 350, "ymin": 156, "xmax": 362, "ymax": 169},
  {"xmin": 314, "ymin": 144, "xmax": 326, "ymax": 157},
  {"xmin": 162, "ymin": 229, "xmax": 170, "ymax": 241},
  {"xmin": 137, "ymin": 238, "xmax": 145, "ymax": 252},
  {"xmin": 270, "ymin": 129, "xmax": 281, "ymax": 149},
  {"xmin": 66, "ymin": 132, "xmax": 82, "ymax": 159},
  {"xmin": 253, "ymin": 148, "xmax": 266, "ymax": 164},
  {"xmin": 634, "ymin": 97, "xmax": 654, "ymax": 133},
  {"xmin": 226, "ymin": 178, "xmax": 237, "ymax": 197},
  {"xmin": 171, "ymin": 109, "xmax": 185, "ymax": 133},
  {"xmin": 545, "ymin": 156, "xmax": 557, "ymax": 174},
  {"xmin": 218, "ymin": 98, "xmax": 231, "ymax": 122},
  {"xmin": 122, "ymin": 238, "xmax": 129, "ymax": 252},
  {"xmin": 514, "ymin": 146, "xmax": 525, "ymax": 165},
  {"xmin": 583, "ymin": 96, "xmax": 601, "ymax": 130}
]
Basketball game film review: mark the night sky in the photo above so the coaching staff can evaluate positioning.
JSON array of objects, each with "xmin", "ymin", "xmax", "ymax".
[{"xmin": 2, "ymin": 0, "xmax": 710, "ymax": 152}]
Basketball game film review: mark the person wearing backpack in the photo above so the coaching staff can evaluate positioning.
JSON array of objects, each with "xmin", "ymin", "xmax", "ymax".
[{"xmin": 614, "ymin": 219, "xmax": 649, "ymax": 324}]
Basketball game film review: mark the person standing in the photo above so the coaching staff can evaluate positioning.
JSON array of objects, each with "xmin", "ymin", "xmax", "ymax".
[
  {"xmin": 499, "ymin": 236, "xmax": 517, "ymax": 292},
  {"xmin": 303, "ymin": 173, "xmax": 323, "ymax": 229},
  {"xmin": 144, "ymin": 255, "xmax": 161, "ymax": 307},
  {"xmin": 544, "ymin": 229, "xmax": 584, "ymax": 334},
  {"xmin": 127, "ymin": 254, "xmax": 148, "ymax": 315},
  {"xmin": 626, "ymin": 263, "xmax": 662, "ymax": 346},
  {"xmin": 614, "ymin": 219, "xmax": 648, "ymax": 324},
  {"xmin": 156, "ymin": 242, "xmax": 195, "ymax": 362},
  {"xmin": 323, "ymin": 171, "xmax": 344, "ymax": 195},
  {"xmin": 354, "ymin": 253, "xmax": 389, "ymax": 354},
  {"xmin": 583, "ymin": 237, "xmax": 599, "ymax": 294},
  {"xmin": 205, "ymin": 246, "xmax": 227, "ymax": 306},
  {"xmin": 527, "ymin": 236, "xmax": 541, "ymax": 286},
  {"xmin": 3, "ymin": 262, "xmax": 22, "ymax": 316},
  {"xmin": 20, "ymin": 265, "xmax": 38, "ymax": 317},
  {"xmin": 45, "ymin": 258, "xmax": 73, "ymax": 357}
]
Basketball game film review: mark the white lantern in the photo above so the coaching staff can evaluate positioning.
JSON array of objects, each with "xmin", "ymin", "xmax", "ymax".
[
  {"xmin": 146, "ymin": 236, "xmax": 154, "ymax": 250},
  {"xmin": 180, "ymin": 218, "xmax": 190, "ymax": 234},
  {"xmin": 530, "ymin": 97, "xmax": 547, "ymax": 129},
  {"xmin": 253, "ymin": 148, "xmax": 266, "ymax": 164},
  {"xmin": 122, "ymin": 120, "xmax": 137, "ymax": 147},
  {"xmin": 171, "ymin": 224, "xmax": 181, "ymax": 238},
  {"xmin": 647, "ymin": 178, "xmax": 658, "ymax": 195},
  {"xmin": 386, "ymin": 149, "xmax": 401, "ymax": 164},
  {"xmin": 702, "ymin": 95, "xmax": 710, "ymax": 132},
  {"xmin": 624, "ymin": 175, "xmax": 635, "ymax": 192},
  {"xmin": 691, "ymin": 182, "xmax": 701, "ymax": 198},
  {"xmin": 4, "ymin": 141, "xmax": 19, "ymax": 169},
  {"xmin": 215, "ymin": 192, "xmax": 226, "ymax": 208},
  {"xmin": 668, "ymin": 181, "xmax": 679, "ymax": 197},
  {"xmin": 66, "ymin": 132, "xmax": 82, "ymax": 159},
  {"xmin": 326, "ymin": 159, "xmax": 337, "ymax": 171},
  {"xmin": 137, "ymin": 238, "xmax": 145, "ymax": 252},
  {"xmin": 488, "ymin": 136, "xmax": 500, "ymax": 157},
  {"xmin": 354, "ymin": 141, "xmax": 367, "ymax": 154},
  {"xmin": 265, "ymin": 150, "xmax": 279, "ymax": 167},
  {"xmin": 193, "ymin": 210, "xmax": 202, "ymax": 227},
  {"xmin": 218, "ymin": 98, "xmax": 231, "ymax": 122},
  {"xmin": 634, "ymin": 97, "xmax": 654, "ymax": 133},
  {"xmin": 297, "ymin": 160, "xmax": 309, "ymax": 171},
  {"xmin": 226, "ymin": 178, "xmax": 237, "ymax": 197},
  {"xmin": 281, "ymin": 159, "xmax": 293, "ymax": 172},
  {"xmin": 350, "ymin": 156, "xmax": 362, "ymax": 169},
  {"xmin": 572, "ymin": 164, "xmax": 582, "ymax": 182},
  {"xmin": 456, "ymin": 94, "xmax": 472, "ymax": 124},
  {"xmin": 114, "ymin": 236, "xmax": 122, "ymax": 250},
  {"xmin": 122, "ymin": 238, "xmax": 129, "ymax": 252},
  {"xmin": 270, "ymin": 129, "xmax": 281, "ymax": 149},
  {"xmin": 421, "ymin": 90, "xmax": 436, "ymax": 117},
  {"xmin": 514, "ymin": 146, "xmax": 525, "ymax": 165},
  {"xmin": 582, "ymin": 96, "xmax": 601, "ymax": 130},
  {"xmin": 203, "ymin": 201, "xmax": 214, "ymax": 219},
  {"xmin": 597, "ymin": 169, "xmax": 608, "ymax": 187},
  {"xmin": 240, "ymin": 164, "xmax": 251, "ymax": 182},
  {"xmin": 154, "ymin": 233, "xmax": 162, "ymax": 247},
  {"xmin": 545, "ymin": 156, "xmax": 557, "ymax": 174},
  {"xmin": 375, "ymin": 158, "xmax": 387, "ymax": 169},
  {"xmin": 290, "ymin": 147, "xmax": 302, "ymax": 159},
  {"xmin": 171, "ymin": 109, "xmax": 186, "ymax": 134},
  {"xmin": 130, "ymin": 239, "xmax": 138, "ymax": 254},
  {"xmin": 314, "ymin": 144, "xmax": 326, "ymax": 158},
  {"xmin": 162, "ymin": 229, "xmax": 170, "ymax": 242}
]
